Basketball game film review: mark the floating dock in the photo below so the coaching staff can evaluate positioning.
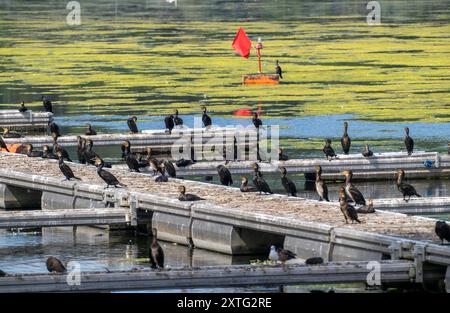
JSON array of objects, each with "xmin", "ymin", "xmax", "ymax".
[
  {"xmin": 0, "ymin": 110, "xmax": 53, "ymax": 132},
  {"xmin": 0, "ymin": 151, "xmax": 449, "ymax": 286},
  {"xmin": 0, "ymin": 261, "xmax": 446, "ymax": 293}
]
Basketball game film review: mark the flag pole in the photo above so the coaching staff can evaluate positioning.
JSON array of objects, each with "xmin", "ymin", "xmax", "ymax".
[{"xmin": 256, "ymin": 37, "xmax": 263, "ymax": 74}]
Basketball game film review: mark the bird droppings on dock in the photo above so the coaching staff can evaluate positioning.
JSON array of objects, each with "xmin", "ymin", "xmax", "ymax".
[{"xmin": 0, "ymin": 153, "xmax": 440, "ymax": 242}]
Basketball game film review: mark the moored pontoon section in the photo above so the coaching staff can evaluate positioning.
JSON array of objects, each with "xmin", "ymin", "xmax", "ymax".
[{"xmin": 0, "ymin": 110, "xmax": 53, "ymax": 132}]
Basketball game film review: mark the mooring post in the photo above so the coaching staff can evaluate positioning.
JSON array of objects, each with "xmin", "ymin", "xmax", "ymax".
[
  {"xmin": 127, "ymin": 194, "xmax": 138, "ymax": 227},
  {"xmin": 327, "ymin": 228, "xmax": 336, "ymax": 262},
  {"xmin": 389, "ymin": 241, "xmax": 402, "ymax": 260},
  {"xmin": 413, "ymin": 244, "xmax": 426, "ymax": 283},
  {"xmin": 445, "ymin": 266, "xmax": 450, "ymax": 293}
]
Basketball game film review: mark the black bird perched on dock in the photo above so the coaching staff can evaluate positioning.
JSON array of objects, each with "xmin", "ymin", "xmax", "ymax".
[
  {"xmin": 174, "ymin": 109, "xmax": 183, "ymax": 126},
  {"xmin": 362, "ymin": 144, "xmax": 373, "ymax": 157},
  {"xmin": 356, "ymin": 199, "xmax": 375, "ymax": 214},
  {"xmin": 338, "ymin": 187, "xmax": 361, "ymax": 224},
  {"xmin": 48, "ymin": 121, "xmax": 61, "ymax": 138},
  {"xmin": 164, "ymin": 160, "xmax": 176, "ymax": 178},
  {"xmin": 122, "ymin": 141, "xmax": 140, "ymax": 172},
  {"xmin": 240, "ymin": 176, "xmax": 256, "ymax": 192},
  {"xmin": 280, "ymin": 167, "xmax": 297, "ymax": 197},
  {"xmin": 252, "ymin": 163, "xmax": 273, "ymax": 195},
  {"xmin": 269, "ymin": 245, "xmax": 296, "ymax": 263},
  {"xmin": 217, "ymin": 164, "xmax": 233, "ymax": 186},
  {"xmin": 404, "ymin": 127, "xmax": 414, "ymax": 156},
  {"xmin": 85, "ymin": 123, "xmax": 97, "ymax": 136},
  {"xmin": 396, "ymin": 169, "xmax": 421, "ymax": 202},
  {"xmin": 0, "ymin": 269, "xmax": 6, "ymax": 277},
  {"xmin": 275, "ymin": 60, "xmax": 283, "ymax": 79},
  {"xmin": 278, "ymin": 148, "xmax": 289, "ymax": 161},
  {"xmin": 149, "ymin": 228, "xmax": 164, "ymax": 269},
  {"xmin": 95, "ymin": 157, "xmax": 125, "ymax": 188},
  {"xmin": 164, "ymin": 114, "xmax": 175, "ymax": 134},
  {"xmin": 42, "ymin": 145, "xmax": 58, "ymax": 160},
  {"xmin": 57, "ymin": 151, "xmax": 80, "ymax": 181},
  {"xmin": 76, "ymin": 136, "xmax": 86, "ymax": 164},
  {"xmin": 341, "ymin": 122, "xmax": 351, "ymax": 155},
  {"xmin": 322, "ymin": 139, "xmax": 337, "ymax": 161},
  {"xmin": 127, "ymin": 116, "xmax": 139, "ymax": 134},
  {"xmin": 305, "ymin": 257, "xmax": 324, "ymax": 265},
  {"xmin": 315, "ymin": 165, "xmax": 329, "ymax": 201},
  {"xmin": 343, "ymin": 170, "xmax": 366, "ymax": 205},
  {"xmin": 178, "ymin": 185, "xmax": 205, "ymax": 201},
  {"xmin": 46, "ymin": 256, "xmax": 66, "ymax": 273},
  {"xmin": 252, "ymin": 112, "xmax": 262, "ymax": 129},
  {"xmin": 202, "ymin": 106, "xmax": 212, "ymax": 128},
  {"xmin": 25, "ymin": 144, "xmax": 43, "ymax": 157},
  {"xmin": 155, "ymin": 165, "xmax": 169, "ymax": 183},
  {"xmin": 146, "ymin": 148, "xmax": 164, "ymax": 176},
  {"xmin": 54, "ymin": 143, "xmax": 72, "ymax": 162},
  {"xmin": 83, "ymin": 139, "xmax": 111, "ymax": 167},
  {"xmin": 42, "ymin": 96, "xmax": 53, "ymax": 113},
  {"xmin": 18, "ymin": 101, "xmax": 28, "ymax": 113},
  {"xmin": 435, "ymin": 221, "xmax": 450, "ymax": 245}
]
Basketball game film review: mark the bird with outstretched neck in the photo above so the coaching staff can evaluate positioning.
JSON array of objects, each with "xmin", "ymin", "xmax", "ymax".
[
  {"xmin": 42, "ymin": 96, "xmax": 53, "ymax": 113},
  {"xmin": 252, "ymin": 163, "xmax": 272, "ymax": 195},
  {"xmin": 121, "ymin": 140, "xmax": 140, "ymax": 172},
  {"xmin": 95, "ymin": 157, "xmax": 125, "ymax": 188},
  {"xmin": 57, "ymin": 151, "xmax": 80, "ymax": 181},
  {"xmin": 280, "ymin": 167, "xmax": 297, "ymax": 197},
  {"xmin": 341, "ymin": 122, "xmax": 351, "ymax": 155},
  {"xmin": 343, "ymin": 170, "xmax": 366, "ymax": 205},
  {"xmin": 127, "ymin": 116, "xmax": 139, "ymax": 134},
  {"xmin": 202, "ymin": 106, "xmax": 212, "ymax": 128},
  {"xmin": 404, "ymin": 127, "xmax": 414, "ymax": 156},
  {"xmin": 149, "ymin": 228, "xmax": 164, "ymax": 269},
  {"xmin": 164, "ymin": 114, "xmax": 174, "ymax": 134},
  {"xmin": 396, "ymin": 169, "xmax": 421, "ymax": 202},
  {"xmin": 174, "ymin": 109, "xmax": 183, "ymax": 126},
  {"xmin": 275, "ymin": 60, "xmax": 283, "ymax": 79},
  {"xmin": 338, "ymin": 187, "xmax": 361, "ymax": 224},
  {"xmin": 322, "ymin": 139, "xmax": 337, "ymax": 161},
  {"xmin": 315, "ymin": 165, "xmax": 329, "ymax": 201}
]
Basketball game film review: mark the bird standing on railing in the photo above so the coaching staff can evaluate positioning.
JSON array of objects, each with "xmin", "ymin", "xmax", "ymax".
[
  {"xmin": 164, "ymin": 114, "xmax": 174, "ymax": 134},
  {"xmin": 341, "ymin": 122, "xmax": 351, "ymax": 155},
  {"xmin": 362, "ymin": 144, "xmax": 373, "ymax": 157},
  {"xmin": 127, "ymin": 116, "xmax": 139, "ymax": 134},
  {"xmin": 85, "ymin": 123, "xmax": 97, "ymax": 136},
  {"xmin": 315, "ymin": 165, "xmax": 329, "ymax": 201},
  {"xmin": 252, "ymin": 163, "xmax": 272, "ymax": 194},
  {"xmin": 343, "ymin": 170, "xmax": 366, "ymax": 205},
  {"xmin": 435, "ymin": 221, "xmax": 450, "ymax": 245},
  {"xmin": 174, "ymin": 109, "xmax": 183, "ymax": 126},
  {"xmin": 42, "ymin": 96, "xmax": 53, "ymax": 113},
  {"xmin": 18, "ymin": 101, "xmax": 28, "ymax": 113},
  {"xmin": 202, "ymin": 106, "xmax": 212, "ymax": 128},
  {"xmin": 217, "ymin": 164, "xmax": 233, "ymax": 186},
  {"xmin": 280, "ymin": 167, "xmax": 297, "ymax": 197},
  {"xmin": 252, "ymin": 112, "xmax": 262, "ymax": 129},
  {"xmin": 48, "ymin": 122, "xmax": 61, "ymax": 138},
  {"xmin": 322, "ymin": 139, "xmax": 337, "ymax": 161},
  {"xmin": 275, "ymin": 60, "xmax": 283, "ymax": 79},
  {"xmin": 278, "ymin": 148, "xmax": 289, "ymax": 161},
  {"xmin": 149, "ymin": 228, "xmax": 164, "ymax": 269},
  {"xmin": 396, "ymin": 169, "xmax": 421, "ymax": 202},
  {"xmin": 338, "ymin": 187, "xmax": 361, "ymax": 224},
  {"xmin": 404, "ymin": 127, "xmax": 414, "ymax": 156}
]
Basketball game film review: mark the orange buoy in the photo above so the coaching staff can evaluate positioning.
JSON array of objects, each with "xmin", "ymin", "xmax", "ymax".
[
  {"xmin": 1, "ymin": 144, "xmax": 27, "ymax": 154},
  {"xmin": 243, "ymin": 73, "xmax": 279, "ymax": 85}
]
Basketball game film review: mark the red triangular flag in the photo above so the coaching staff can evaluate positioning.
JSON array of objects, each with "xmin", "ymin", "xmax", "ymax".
[{"xmin": 232, "ymin": 27, "xmax": 252, "ymax": 59}]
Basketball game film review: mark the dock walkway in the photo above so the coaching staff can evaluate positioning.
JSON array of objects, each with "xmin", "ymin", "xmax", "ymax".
[{"xmin": 0, "ymin": 110, "xmax": 52, "ymax": 132}]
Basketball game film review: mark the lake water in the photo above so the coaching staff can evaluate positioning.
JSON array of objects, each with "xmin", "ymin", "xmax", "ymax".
[{"xmin": 0, "ymin": 0, "xmax": 449, "ymax": 292}]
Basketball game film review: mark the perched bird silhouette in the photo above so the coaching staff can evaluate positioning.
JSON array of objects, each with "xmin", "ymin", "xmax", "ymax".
[
  {"xmin": 121, "ymin": 141, "xmax": 140, "ymax": 172},
  {"xmin": 323, "ymin": 139, "xmax": 337, "ymax": 161},
  {"xmin": 252, "ymin": 163, "xmax": 272, "ymax": 194},
  {"xmin": 85, "ymin": 123, "xmax": 97, "ymax": 136},
  {"xmin": 202, "ymin": 106, "xmax": 212, "ymax": 128},
  {"xmin": 275, "ymin": 60, "xmax": 283, "ymax": 79},
  {"xmin": 280, "ymin": 167, "xmax": 297, "ymax": 196},
  {"xmin": 164, "ymin": 114, "xmax": 174, "ymax": 134},
  {"xmin": 404, "ymin": 127, "xmax": 414, "ymax": 156},
  {"xmin": 42, "ymin": 145, "xmax": 58, "ymax": 160},
  {"xmin": 127, "ymin": 116, "xmax": 139, "ymax": 134},
  {"xmin": 338, "ymin": 187, "xmax": 361, "ymax": 224},
  {"xmin": 240, "ymin": 176, "xmax": 256, "ymax": 192},
  {"xmin": 435, "ymin": 221, "xmax": 450, "ymax": 245},
  {"xmin": 95, "ymin": 157, "xmax": 125, "ymax": 188},
  {"xmin": 341, "ymin": 122, "xmax": 351, "ymax": 155},
  {"xmin": 149, "ymin": 228, "xmax": 164, "ymax": 269},
  {"xmin": 252, "ymin": 112, "xmax": 262, "ymax": 129},
  {"xmin": 362, "ymin": 144, "xmax": 373, "ymax": 157},
  {"xmin": 278, "ymin": 148, "xmax": 289, "ymax": 161},
  {"xmin": 315, "ymin": 165, "xmax": 329, "ymax": 201},
  {"xmin": 178, "ymin": 185, "xmax": 205, "ymax": 201},
  {"xmin": 343, "ymin": 170, "xmax": 366, "ymax": 205},
  {"xmin": 268, "ymin": 245, "xmax": 296, "ymax": 263},
  {"xmin": 217, "ymin": 164, "xmax": 233, "ymax": 186},
  {"xmin": 49, "ymin": 121, "xmax": 61, "ymax": 138},
  {"xmin": 174, "ymin": 109, "xmax": 183, "ymax": 126},
  {"xmin": 18, "ymin": 101, "xmax": 28, "ymax": 113},
  {"xmin": 396, "ymin": 169, "xmax": 421, "ymax": 202},
  {"xmin": 57, "ymin": 151, "xmax": 80, "ymax": 181},
  {"xmin": 42, "ymin": 96, "xmax": 53, "ymax": 113}
]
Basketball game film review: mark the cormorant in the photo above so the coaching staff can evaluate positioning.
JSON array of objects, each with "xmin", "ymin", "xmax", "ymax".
[
  {"xmin": 127, "ymin": 116, "xmax": 139, "ymax": 134},
  {"xmin": 46, "ymin": 256, "xmax": 66, "ymax": 273},
  {"xmin": 76, "ymin": 136, "xmax": 86, "ymax": 164},
  {"xmin": 85, "ymin": 123, "xmax": 97, "ymax": 136},
  {"xmin": 280, "ymin": 166, "xmax": 297, "ymax": 197},
  {"xmin": 240, "ymin": 176, "xmax": 256, "ymax": 192},
  {"xmin": 0, "ymin": 270, "xmax": 6, "ymax": 277},
  {"xmin": 18, "ymin": 101, "xmax": 28, "ymax": 113},
  {"xmin": 315, "ymin": 165, "xmax": 329, "ymax": 201},
  {"xmin": 396, "ymin": 169, "xmax": 421, "ymax": 202},
  {"xmin": 57, "ymin": 151, "xmax": 80, "ymax": 181},
  {"xmin": 83, "ymin": 139, "xmax": 109, "ymax": 166},
  {"xmin": 268, "ymin": 245, "xmax": 296, "ymax": 263},
  {"xmin": 341, "ymin": 122, "xmax": 351, "ymax": 155},
  {"xmin": 164, "ymin": 114, "xmax": 174, "ymax": 134},
  {"xmin": 149, "ymin": 228, "xmax": 164, "ymax": 269},
  {"xmin": 252, "ymin": 112, "xmax": 262, "ymax": 129},
  {"xmin": 323, "ymin": 139, "xmax": 337, "ymax": 161},
  {"xmin": 217, "ymin": 164, "xmax": 233, "ymax": 186},
  {"xmin": 155, "ymin": 170, "xmax": 169, "ymax": 183},
  {"xmin": 305, "ymin": 257, "xmax": 324, "ymax": 265},
  {"xmin": 0, "ymin": 135, "xmax": 9, "ymax": 152},
  {"xmin": 164, "ymin": 160, "xmax": 176, "ymax": 178},
  {"xmin": 435, "ymin": 221, "xmax": 450, "ymax": 244},
  {"xmin": 278, "ymin": 148, "xmax": 289, "ymax": 161},
  {"xmin": 122, "ymin": 141, "xmax": 140, "ymax": 172},
  {"xmin": 343, "ymin": 170, "xmax": 366, "ymax": 205},
  {"xmin": 54, "ymin": 144, "xmax": 72, "ymax": 162},
  {"xmin": 202, "ymin": 106, "xmax": 212, "ymax": 128},
  {"xmin": 404, "ymin": 127, "xmax": 414, "ymax": 156},
  {"xmin": 48, "ymin": 122, "xmax": 61, "ymax": 138},
  {"xmin": 356, "ymin": 199, "xmax": 375, "ymax": 214},
  {"xmin": 174, "ymin": 109, "xmax": 183, "ymax": 126},
  {"xmin": 178, "ymin": 185, "xmax": 205, "ymax": 201},
  {"xmin": 95, "ymin": 157, "xmax": 125, "ymax": 188},
  {"xmin": 275, "ymin": 60, "xmax": 283, "ymax": 79},
  {"xmin": 362, "ymin": 144, "xmax": 373, "ymax": 157},
  {"xmin": 42, "ymin": 96, "xmax": 53, "ymax": 113},
  {"xmin": 338, "ymin": 187, "xmax": 361, "ymax": 224},
  {"xmin": 252, "ymin": 163, "xmax": 272, "ymax": 194},
  {"xmin": 42, "ymin": 145, "xmax": 58, "ymax": 159},
  {"xmin": 147, "ymin": 150, "xmax": 164, "ymax": 176},
  {"xmin": 25, "ymin": 144, "xmax": 43, "ymax": 157}
]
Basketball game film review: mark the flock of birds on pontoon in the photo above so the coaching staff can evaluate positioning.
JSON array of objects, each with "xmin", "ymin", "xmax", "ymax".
[{"xmin": 0, "ymin": 98, "xmax": 449, "ymax": 276}]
